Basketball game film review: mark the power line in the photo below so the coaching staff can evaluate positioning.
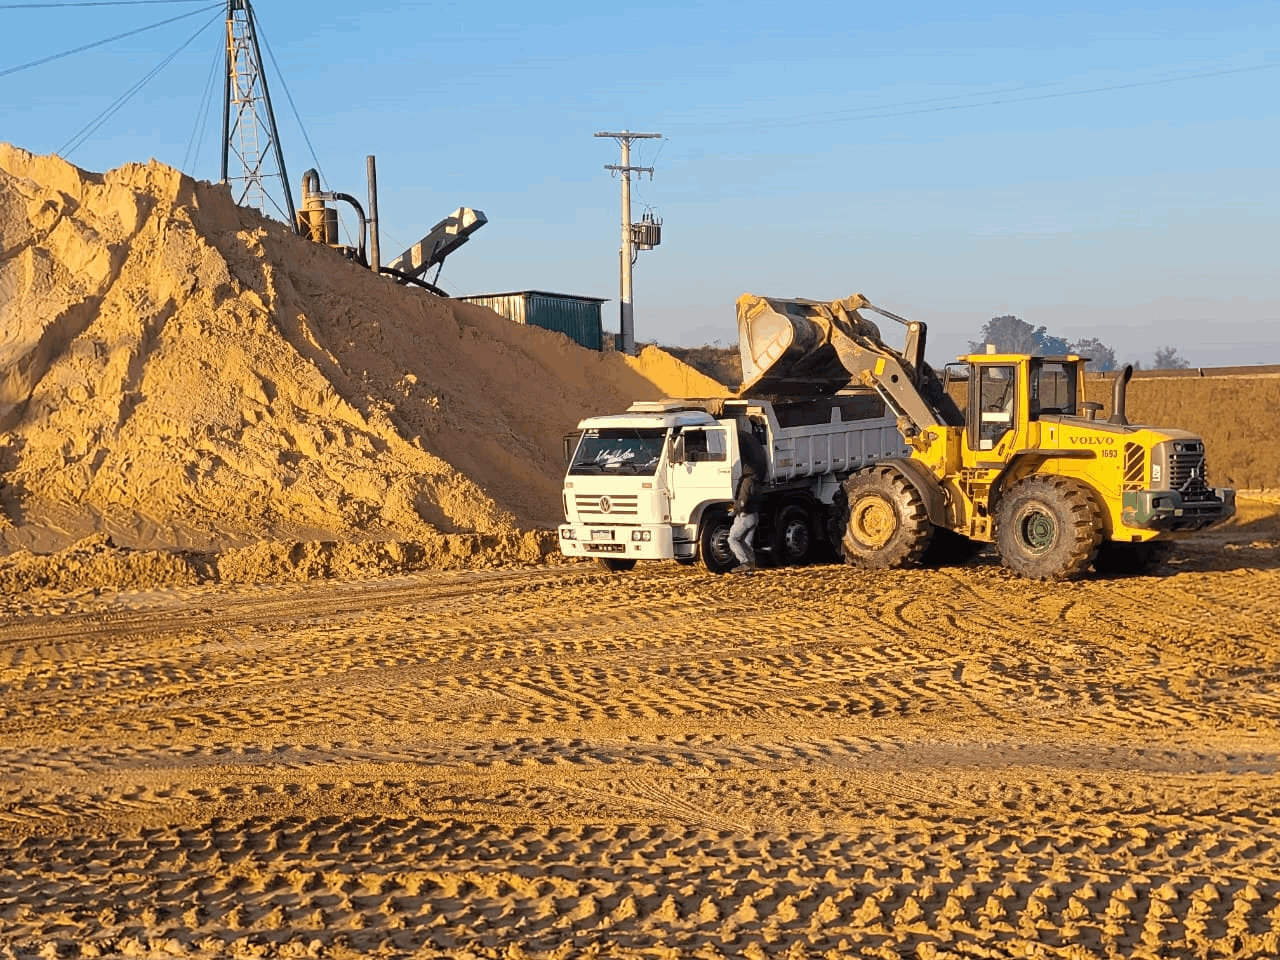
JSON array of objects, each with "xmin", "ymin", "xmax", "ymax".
[
  {"xmin": 58, "ymin": 8, "xmax": 219, "ymax": 157},
  {"xmin": 182, "ymin": 23, "xmax": 223, "ymax": 173},
  {"xmin": 665, "ymin": 61, "xmax": 1280, "ymax": 134},
  {"xmin": 0, "ymin": 1, "xmax": 219, "ymax": 78},
  {"xmin": 256, "ymin": 14, "xmax": 325, "ymax": 189},
  {"xmin": 0, "ymin": 0, "xmax": 205, "ymax": 7}
]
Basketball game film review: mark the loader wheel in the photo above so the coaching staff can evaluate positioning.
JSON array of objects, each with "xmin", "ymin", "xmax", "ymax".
[
  {"xmin": 995, "ymin": 476, "xmax": 1102, "ymax": 581},
  {"xmin": 596, "ymin": 557, "xmax": 637, "ymax": 573},
  {"xmin": 1093, "ymin": 540, "xmax": 1174, "ymax": 575},
  {"xmin": 840, "ymin": 466, "xmax": 933, "ymax": 569},
  {"xmin": 772, "ymin": 504, "xmax": 814, "ymax": 567},
  {"xmin": 699, "ymin": 509, "xmax": 737, "ymax": 574}
]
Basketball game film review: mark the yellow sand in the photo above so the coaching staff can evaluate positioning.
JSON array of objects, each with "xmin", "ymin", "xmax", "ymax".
[{"xmin": 0, "ymin": 144, "xmax": 726, "ymax": 562}]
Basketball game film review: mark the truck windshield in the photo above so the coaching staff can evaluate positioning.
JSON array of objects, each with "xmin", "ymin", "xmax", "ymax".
[{"xmin": 569, "ymin": 427, "xmax": 667, "ymax": 476}]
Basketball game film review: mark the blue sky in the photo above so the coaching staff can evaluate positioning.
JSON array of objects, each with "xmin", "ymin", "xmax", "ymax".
[{"xmin": 4, "ymin": 0, "xmax": 1277, "ymax": 367}]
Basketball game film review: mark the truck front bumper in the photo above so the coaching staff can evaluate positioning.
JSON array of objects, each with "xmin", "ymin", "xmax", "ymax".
[
  {"xmin": 1121, "ymin": 487, "xmax": 1236, "ymax": 532},
  {"xmin": 559, "ymin": 524, "xmax": 676, "ymax": 561}
]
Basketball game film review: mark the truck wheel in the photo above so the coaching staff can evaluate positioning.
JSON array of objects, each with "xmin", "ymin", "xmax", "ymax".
[
  {"xmin": 773, "ymin": 504, "xmax": 814, "ymax": 566},
  {"xmin": 840, "ymin": 466, "xmax": 933, "ymax": 569},
  {"xmin": 699, "ymin": 509, "xmax": 737, "ymax": 574},
  {"xmin": 1093, "ymin": 540, "xmax": 1173, "ymax": 575},
  {"xmin": 995, "ymin": 476, "xmax": 1102, "ymax": 580},
  {"xmin": 596, "ymin": 557, "xmax": 637, "ymax": 573}
]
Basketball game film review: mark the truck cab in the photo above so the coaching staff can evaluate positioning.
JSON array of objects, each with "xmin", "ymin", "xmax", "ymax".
[{"xmin": 560, "ymin": 403, "xmax": 741, "ymax": 570}]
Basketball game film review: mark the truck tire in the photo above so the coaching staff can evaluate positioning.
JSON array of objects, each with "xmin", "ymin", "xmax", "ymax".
[
  {"xmin": 1093, "ymin": 540, "xmax": 1173, "ymax": 575},
  {"xmin": 596, "ymin": 557, "xmax": 637, "ymax": 573},
  {"xmin": 995, "ymin": 476, "xmax": 1102, "ymax": 580},
  {"xmin": 772, "ymin": 503, "xmax": 814, "ymax": 567},
  {"xmin": 840, "ymin": 466, "xmax": 933, "ymax": 569},
  {"xmin": 699, "ymin": 509, "xmax": 738, "ymax": 574}
]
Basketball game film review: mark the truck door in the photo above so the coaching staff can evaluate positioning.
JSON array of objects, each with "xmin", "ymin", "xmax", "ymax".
[{"xmin": 668, "ymin": 426, "xmax": 733, "ymax": 523}]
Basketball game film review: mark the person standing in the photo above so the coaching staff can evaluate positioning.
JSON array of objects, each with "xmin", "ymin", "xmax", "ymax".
[{"xmin": 727, "ymin": 460, "xmax": 761, "ymax": 574}]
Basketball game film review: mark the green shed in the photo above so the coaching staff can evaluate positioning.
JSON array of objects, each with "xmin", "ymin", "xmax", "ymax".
[{"xmin": 458, "ymin": 290, "xmax": 608, "ymax": 351}]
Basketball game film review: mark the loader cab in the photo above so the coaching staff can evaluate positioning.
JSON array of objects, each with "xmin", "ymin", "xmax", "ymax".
[{"xmin": 948, "ymin": 354, "xmax": 1087, "ymax": 455}]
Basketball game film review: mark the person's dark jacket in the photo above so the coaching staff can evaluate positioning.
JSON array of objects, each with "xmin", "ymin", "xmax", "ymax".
[{"xmin": 733, "ymin": 467, "xmax": 762, "ymax": 515}]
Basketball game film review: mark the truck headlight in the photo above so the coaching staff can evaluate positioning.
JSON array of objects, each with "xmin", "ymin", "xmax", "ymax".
[
  {"xmin": 562, "ymin": 529, "xmax": 576, "ymax": 540},
  {"xmin": 631, "ymin": 530, "xmax": 652, "ymax": 542}
]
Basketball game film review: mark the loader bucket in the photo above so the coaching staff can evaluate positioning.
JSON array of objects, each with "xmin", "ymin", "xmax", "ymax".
[{"xmin": 736, "ymin": 293, "xmax": 881, "ymax": 397}]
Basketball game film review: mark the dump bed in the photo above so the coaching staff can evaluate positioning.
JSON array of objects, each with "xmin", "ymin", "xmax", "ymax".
[{"xmin": 722, "ymin": 395, "xmax": 908, "ymax": 484}]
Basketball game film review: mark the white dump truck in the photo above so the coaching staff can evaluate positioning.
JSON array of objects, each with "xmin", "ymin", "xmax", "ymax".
[{"xmin": 558, "ymin": 392, "xmax": 909, "ymax": 572}]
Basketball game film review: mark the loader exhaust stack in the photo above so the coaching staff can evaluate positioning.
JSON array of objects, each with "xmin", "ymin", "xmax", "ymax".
[{"xmin": 1108, "ymin": 364, "xmax": 1133, "ymax": 426}]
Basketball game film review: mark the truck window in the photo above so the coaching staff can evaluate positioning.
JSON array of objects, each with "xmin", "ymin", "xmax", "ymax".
[
  {"xmin": 681, "ymin": 428, "xmax": 727, "ymax": 462},
  {"xmin": 569, "ymin": 427, "xmax": 667, "ymax": 475},
  {"xmin": 1030, "ymin": 360, "xmax": 1078, "ymax": 417}
]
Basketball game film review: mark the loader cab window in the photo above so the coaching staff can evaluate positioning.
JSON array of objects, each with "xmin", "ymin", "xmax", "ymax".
[
  {"xmin": 943, "ymin": 363, "xmax": 971, "ymax": 420},
  {"xmin": 972, "ymin": 365, "xmax": 1017, "ymax": 451},
  {"xmin": 1030, "ymin": 360, "xmax": 1078, "ymax": 418}
]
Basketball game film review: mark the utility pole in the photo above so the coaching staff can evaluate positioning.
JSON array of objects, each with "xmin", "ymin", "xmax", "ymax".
[{"xmin": 594, "ymin": 130, "xmax": 662, "ymax": 355}]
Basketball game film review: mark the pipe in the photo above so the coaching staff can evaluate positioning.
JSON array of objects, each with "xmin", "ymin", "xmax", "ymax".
[
  {"xmin": 366, "ymin": 155, "xmax": 380, "ymax": 273},
  {"xmin": 320, "ymin": 191, "xmax": 367, "ymax": 265},
  {"xmin": 297, "ymin": 168, "xmax": 322, "ymax": 237},
  {"xmin": 1108, "ymin": 364, "xmax": 1133, "ymax": 425}
]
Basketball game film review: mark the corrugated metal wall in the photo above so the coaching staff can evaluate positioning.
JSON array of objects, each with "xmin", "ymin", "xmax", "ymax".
[{"xmin": 460, "ymin": 293, "xmax": 603, "ymax": 351}]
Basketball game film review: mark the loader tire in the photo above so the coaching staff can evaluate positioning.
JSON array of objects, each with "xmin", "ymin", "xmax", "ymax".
[
  {"xmin": 995, "ymin": 476, "xmax": 1102, "ymax": 581},
  {"xmin": 840, "ymin": 466, "xmax": 933, "ymax": 569}
]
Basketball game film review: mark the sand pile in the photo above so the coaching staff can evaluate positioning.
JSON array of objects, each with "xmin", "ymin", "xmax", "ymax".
[{"xmin": 0, "ymin": 145, "xmax": 726, "ymax": 572}]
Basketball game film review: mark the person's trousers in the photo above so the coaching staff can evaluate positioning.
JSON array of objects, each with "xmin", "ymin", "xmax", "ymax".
[{"xmin": 728, "ymin": 511, "xmax": 758, "ymax": 565}]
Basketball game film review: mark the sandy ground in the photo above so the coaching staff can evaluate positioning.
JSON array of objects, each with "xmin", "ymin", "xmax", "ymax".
[{"xmin": 0, "ymin": 497, "xmax": 1277, "ymax": 960}]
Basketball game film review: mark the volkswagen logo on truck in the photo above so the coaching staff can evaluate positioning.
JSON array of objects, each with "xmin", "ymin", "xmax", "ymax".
[{"xmin": 599, "ymin": 497, "xmax": 612, "ymax": 514}]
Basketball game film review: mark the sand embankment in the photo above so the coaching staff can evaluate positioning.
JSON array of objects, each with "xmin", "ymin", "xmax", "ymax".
[
  {"xmin": 1084, "ymin": 372, "xmax": 1280, "ymax": 491},
  {"xmin": 0, "ymin": 145, "xmax": 726, "ymax": 572}
]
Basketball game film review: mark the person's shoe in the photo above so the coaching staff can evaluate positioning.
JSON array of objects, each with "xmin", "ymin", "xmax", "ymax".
[{"xmin": 731, "ymin": 561, "xmax": 756, "ymax": 575}]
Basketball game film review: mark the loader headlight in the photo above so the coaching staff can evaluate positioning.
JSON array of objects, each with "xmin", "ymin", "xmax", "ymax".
[{"xmin": 631, "ymin": 530, "xmax": 652, "ymax": 542}]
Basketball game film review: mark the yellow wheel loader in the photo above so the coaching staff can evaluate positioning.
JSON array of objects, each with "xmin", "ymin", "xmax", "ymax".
[{"xmin": 736, "ymin": 293, "xmax": 1235, "ymax": 580}]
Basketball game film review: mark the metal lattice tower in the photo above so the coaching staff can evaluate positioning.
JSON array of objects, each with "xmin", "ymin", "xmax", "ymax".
[{"xmin": 220, "ymin": 0, "xmax": 295, "ymax": 223}]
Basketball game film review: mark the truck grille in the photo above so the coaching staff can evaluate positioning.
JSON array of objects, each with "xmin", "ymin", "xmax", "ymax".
[{"xmin": 575, "ymin": 493, "xmax": 639, "ymax": 518}]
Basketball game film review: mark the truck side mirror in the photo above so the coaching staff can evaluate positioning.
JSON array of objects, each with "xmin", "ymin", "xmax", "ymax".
[{"xmin": 562, "ymin": 432, "xmax": 581, "ymax": 464}]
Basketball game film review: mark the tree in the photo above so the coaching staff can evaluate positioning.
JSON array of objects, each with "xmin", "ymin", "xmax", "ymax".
[
  {"xmin": 1069, "ymin": 337, "xmax": 1117, "ymax": 372},
  {"xmin": 969, "ymin": 315, "xmax": 1040, "ymax": 354},
  {"xmin": 1153, "ymin": 346, "xmax": 1191, "ymax": 370},
  {"xmin": 969, "ymin": 315, "xmax": 1073, "ymax": 356}
]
